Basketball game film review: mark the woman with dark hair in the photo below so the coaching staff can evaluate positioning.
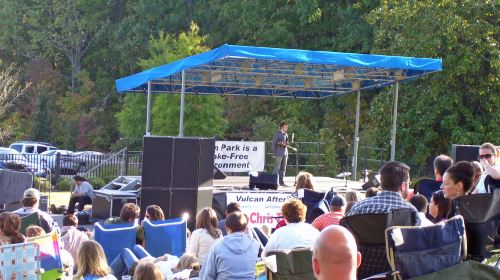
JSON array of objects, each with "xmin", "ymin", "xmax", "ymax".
[
  {"xmin": 145, "ymin": 205, "xmax": 165, "ymax": 221},
  {"xmin": 0, "ymin": 212, "xmax": 26, "ymax": 245},
  {"xmin": 428, "ymin": 190, "xmax": 452, "ymax": 223},
  {"xmin": 441, "ymin": 161, "xmax": 475, "ymax": 219},
  {"xmin": 441, "ymin": 161, "xmax": 475, "ymax": 199},
  {"xmin": 187, "ymin": 207, "xmax": 222, "ymax": 263}
]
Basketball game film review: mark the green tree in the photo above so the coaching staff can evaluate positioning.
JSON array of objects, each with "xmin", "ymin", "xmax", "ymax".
[
  {"xmin": 117, "ymin": 22, "xmax": 227, "ymax": 138},
  {"xmin": 30, "ymin": 86, "xmax": 52, "ymax": 142},
  {"xmin": 366, "ymin": 0, "xmax": 499, "ymax": 172},
  {"xmin": 0, "ymin": 65, "xmax": 27, "ymax": 143}
]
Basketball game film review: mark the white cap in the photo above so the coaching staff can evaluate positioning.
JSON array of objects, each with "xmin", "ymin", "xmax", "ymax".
[{"xmin": 23, "ymin": 188, "xmax": 40, "ymax": 200}]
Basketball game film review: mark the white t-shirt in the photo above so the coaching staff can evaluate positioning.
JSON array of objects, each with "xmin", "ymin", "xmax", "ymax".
[
  {"xmin": 475, "ymin": 163, "xmax": 500, "ymax": 194},
  {"xmin": 187, "ymin": 228, "xmax": 222, "ymax": 263},
  {"xmin": 418, "ymin": 212, "xmax": 434, "ymax": 227},
  {"xmin": 262, "ymin": 222, "xmax": 319, "ymax": 257}
]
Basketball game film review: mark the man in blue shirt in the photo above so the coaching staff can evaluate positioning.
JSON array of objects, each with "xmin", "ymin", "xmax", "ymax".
[{"xmin": 68, "ymin": 175, "xmax": 93, "ymax": 214}]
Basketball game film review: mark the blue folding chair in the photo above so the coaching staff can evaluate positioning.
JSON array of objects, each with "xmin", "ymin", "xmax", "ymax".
[
  {"xmin": 94, "ymin": 222, "xmax": 137, "ymax": 264},
  {"xmin": 385, "ymin": 215, "xmax": 466, "ymax": 280},
  {"xmin": 143, "ymin": 217, "xmax": 187, "ymax": 258}
]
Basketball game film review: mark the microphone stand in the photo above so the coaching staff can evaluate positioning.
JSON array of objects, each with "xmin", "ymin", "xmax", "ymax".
[{"xmin": 338, "ymin": 134, "xmax": 351, "ymax": 188}]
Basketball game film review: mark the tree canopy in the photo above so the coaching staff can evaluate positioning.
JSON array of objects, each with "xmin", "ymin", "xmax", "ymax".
[{"xmin": 0, "ymin": 0, "xmax": 497, "ymax": 177}]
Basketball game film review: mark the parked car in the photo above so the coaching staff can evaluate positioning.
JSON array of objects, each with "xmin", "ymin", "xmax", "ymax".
[
  {"xmin": 71, "ymin": 151, "xmax": 106, "ymax": 172},
  {"xmin": 9, "ymin": 141, "xmax": 58, "ymax": 154},
  {"xmin": 40, "ymin": 150, "xmax": 74, "ymax": 171},
  {"xmin": 0, "ymin": 147, "xmax": 44, "ymax": 175},
  {"xmin": 72, "ymin": 151, "xmax": 104, "ymax": 156}
]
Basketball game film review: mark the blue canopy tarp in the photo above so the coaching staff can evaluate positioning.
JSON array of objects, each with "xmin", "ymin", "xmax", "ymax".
[
  {"xmin": 115, "ymin": 44, "xmax": 441, "ymax": 99},
  {"xmin": 115, "ymin": 44, "xmax": 442, "ymax": 178}
]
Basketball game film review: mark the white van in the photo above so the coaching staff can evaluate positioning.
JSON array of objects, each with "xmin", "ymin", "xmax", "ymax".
[{"xmin": 9, "ymin": 141, "xmax": 58, "ymax": 154}]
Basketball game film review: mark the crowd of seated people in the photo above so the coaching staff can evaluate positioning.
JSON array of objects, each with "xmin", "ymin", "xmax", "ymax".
[{"xmin": 2, "ymin": 143, "xmax": 499, "ymax": 280}]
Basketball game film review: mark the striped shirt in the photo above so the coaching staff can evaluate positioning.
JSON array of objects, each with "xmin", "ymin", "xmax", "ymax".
[{"xmin": 311, "ymin": 210, "xmax": 345, "ymax": 231}]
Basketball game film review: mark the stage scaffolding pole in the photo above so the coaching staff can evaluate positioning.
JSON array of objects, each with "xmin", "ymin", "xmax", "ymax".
[
  {"xmin": 390, "ymin": 82, "xmax": 399, "ymax": 161},
  {"xmin": 145, "ymin": 81, "xmax": 151, "ymax": 136},
  {"xmin": 353, "ymin": 90, "xmax": 361, "ymax": 181},
  {"xmin": 179, "ymin": 70, "xmax": 186, "ymax": 136}
]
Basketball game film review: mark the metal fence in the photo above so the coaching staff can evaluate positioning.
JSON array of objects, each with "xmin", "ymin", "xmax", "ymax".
[
  {"xmin": 0, "ymin": 141, "xmax": 391, "ymax": 184},
  {"xmin": 0, "ymin": 150, "xmax": 141, "ymax": 184}
]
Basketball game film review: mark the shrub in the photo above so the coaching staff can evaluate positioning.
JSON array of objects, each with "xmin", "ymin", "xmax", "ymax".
[
  {"xmin": 34, "ymin": 177, "xmax": 50, "ymax": 192},
  {"xmin": 56, "ymin": 177, "xmax": 74, "ymax": 191},
  {"xmin": 88, "ymin": 177, "xmax": 106, "ymax": 189},
  {"xmin": 103, "ymin": 175, "xmax": 118, "ymax": 184}
]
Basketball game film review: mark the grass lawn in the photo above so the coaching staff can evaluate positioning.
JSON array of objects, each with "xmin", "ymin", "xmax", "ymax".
[{"xmin": 41, "ymin": 191, "xmax": 71, "ymax": 207}]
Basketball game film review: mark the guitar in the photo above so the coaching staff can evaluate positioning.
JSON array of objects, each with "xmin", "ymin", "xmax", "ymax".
[{"xmin": 277, "ymin": 140, "xmax": 297, "ymax": 152}]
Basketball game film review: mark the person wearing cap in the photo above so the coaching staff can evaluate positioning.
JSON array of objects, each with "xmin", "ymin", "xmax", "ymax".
[
  {"xmin": 311, "ymin": 194, "xmax": 346, "ymax": 231},
  {"xmin": 13, "ymin": 188, "xmax": 56, "ymax": 233},
  {"xmin": 68, "ymin": 175, "xmax": 94, "ymax": 214}
]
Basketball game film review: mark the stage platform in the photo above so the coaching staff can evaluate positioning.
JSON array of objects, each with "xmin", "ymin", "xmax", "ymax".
[{"xmin": 213, "ymin": 176, "xmax": 364, "ymax": 193}]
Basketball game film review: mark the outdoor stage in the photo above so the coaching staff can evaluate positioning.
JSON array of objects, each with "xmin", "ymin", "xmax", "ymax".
[{"xmin": 213, "ymin": 175, "xmax": 364, "ymax": 193}]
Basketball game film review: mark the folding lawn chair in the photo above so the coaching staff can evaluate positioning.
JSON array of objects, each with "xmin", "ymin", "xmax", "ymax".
[
  {"xmin": 142, "ymin": 217, "xmax": 187, "ymax": 258},
  {"xmin": 0, "ymin": 242, "xmax": 41, "ymax": 280},
  {"xmin": 28, "ymin": 230, "xmax": 64, "ymax": 280},
  {"xmin": 94, "ymin": 221, "xmax": 137, "ymax": 264},
  {"xmin": 264, "ymin": 248, "xmax": 315, "ymax": 280},
  {"xmin": 340, "ymin": 208, "xmax": 418, "ymax": 279},
  {"xmin": 385, "ymin": 215, "xmax": 466, "ymax": 280},
  {"xmin": 455, "ymin": 189, "xmax": 500, "ymax": 261}
]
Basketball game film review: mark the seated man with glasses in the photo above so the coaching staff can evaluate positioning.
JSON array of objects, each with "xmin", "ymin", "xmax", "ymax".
[
  {"xmin": 347, "ymin": 161, "xmax": 419, "ymax": 221},
  {"xmin": 473, "ymin": 142, "xmax": 500, "ymax": 194}
]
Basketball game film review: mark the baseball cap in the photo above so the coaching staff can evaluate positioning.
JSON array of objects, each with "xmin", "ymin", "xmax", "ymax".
[
  {"xmin": 23, "ymin": 188, "xmax": 40, "ymax": 200},
  {"xmin": 330, "ymin": 194, "xmax": 346, "ymax": 208}
]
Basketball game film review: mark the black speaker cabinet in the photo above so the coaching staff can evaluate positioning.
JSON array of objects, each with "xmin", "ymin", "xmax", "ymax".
[
  {"xmin": 142, "ymin": 137, "xmax": 173, "ymax": 189},
  {"xmin": 452, "ymin": 144, "xmax": 480, "ymax": 162},
  {"xmin": 39, "ymin": 195, "xmax": 48, "ymax": 212},
  {"xmin": 141, "ymin": 136, "xmax": 215, "ymax": 230},
  {"xmin": 92, "ymin": 189, "xmax": 138, "ymax": 220},
  {"xmin": 249, "ymin": 172, "xmax": 278, "ymax": 190}
]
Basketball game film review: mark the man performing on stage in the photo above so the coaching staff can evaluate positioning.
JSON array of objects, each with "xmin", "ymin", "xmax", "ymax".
[{"xmin": 272, "ymin": 121, "xmax": 289, "ymax": 186}]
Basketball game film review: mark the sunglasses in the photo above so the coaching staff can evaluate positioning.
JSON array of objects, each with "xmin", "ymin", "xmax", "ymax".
[{"xmin": 478, "ymin": 154, "xmax": 493, "ymax": 160}]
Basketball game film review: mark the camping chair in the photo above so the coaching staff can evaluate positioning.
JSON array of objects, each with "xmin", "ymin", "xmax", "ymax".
[
  {"xmin": 142, "ymin": 217, "xmax": 187, "ymax": 258},
  {"xmin": 455, "ymin": 189, "xmax": 500, "ymax": 261},
  {"xmin": 27, "ymin": 230, "xmax": 64, "ymax": 280},
  {"xmin": 0, "ymin": 242, "xmax": 41, "ymax": 280},
  {"xmin": 385, "ymin": 215, "xmax": 466, "ymax": 280},
  {"xmin": 409, "ymin": 260, "xmax": 500, "ymax": 280},
  {"xmin": 20, "ymin": 212, "xmax": 41, "ymax": 235},
  {"xmin": 264, "ymin": 248, "xmax": 315, "ymax": 280},
  {"xmin": 340, "ymin": 208, "xmax": 418, "ymax": 279},
  {"xmin": 414, "ymin": 178, "xmax": 442, "ymax": 202},
  {"xmin": 301, "ymin": 189, "xmax": 330, "ymax": 223},
  {"xmin": 94, "ymin": 221, "xmax": 137, "ymax": 264}
]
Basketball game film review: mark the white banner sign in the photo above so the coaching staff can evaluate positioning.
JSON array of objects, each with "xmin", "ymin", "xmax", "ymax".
[
  {"xmin": 225, "ymin": 191, "xmax": 293, "ymax": 228},
  {"xmin": 214, "ymin": 141, "xmax": 265, "ymax": 172}
]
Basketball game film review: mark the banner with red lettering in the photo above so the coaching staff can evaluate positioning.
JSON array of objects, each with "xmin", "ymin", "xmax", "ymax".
[
  {"xmin": 225, "ymin": 191, "xmax": 293, "ymax": 229},
  {"xmin": 215, "ymin": 141, "xmax": 265, "ymax": 172}
]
